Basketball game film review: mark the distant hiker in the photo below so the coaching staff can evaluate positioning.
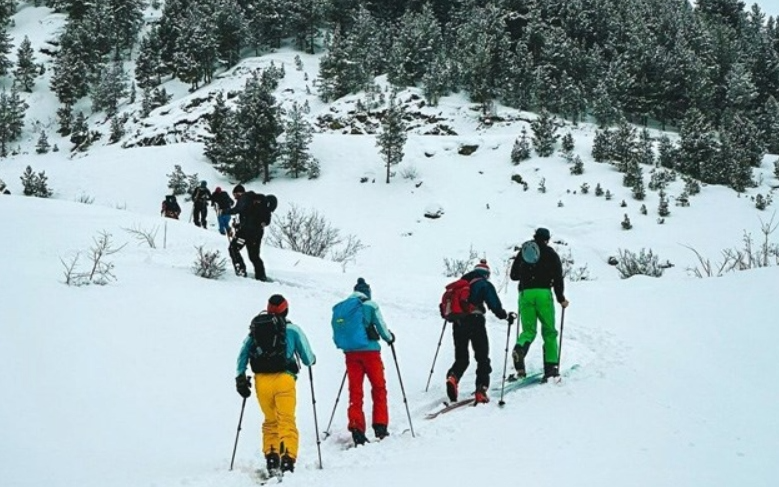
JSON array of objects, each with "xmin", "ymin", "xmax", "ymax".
[
  {"xmin": 227, "ymin": 184, "xmax": 275, "ymax": 281},
  {"xmin": 210, "ymin": 186, "xmax": 234, "ymax": 236},
  {"xmin": 235, "ymin": 294, "xmax": 316, "ymax": 475},
  {"xmin": 331, "ymin": 278, "xmax": 395, "ymax": 446},
  {"xmin": 191, "ymin": 180, "xmax": 212, "ymax": 228},
  {"xmin": 444, "ymin": 259, "xmax": 509, "ymax": 404},
  {"xmin": 160, "ymin": 194, "xmax": 181, "ymax": 219},
  {"xmin": 509, "ymin": 227, "xmax": 569, "ymax": 383}
]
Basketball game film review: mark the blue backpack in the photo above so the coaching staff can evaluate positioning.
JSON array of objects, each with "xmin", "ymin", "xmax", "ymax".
[{"xmin": 331, "ymin": 297, "xmax": 370, "ymax": 351}]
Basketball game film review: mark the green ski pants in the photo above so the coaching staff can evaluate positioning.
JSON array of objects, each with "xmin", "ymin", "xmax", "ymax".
[{"xmin": 517, "ymin": 288, "xmax": 559, "ymax": 364}]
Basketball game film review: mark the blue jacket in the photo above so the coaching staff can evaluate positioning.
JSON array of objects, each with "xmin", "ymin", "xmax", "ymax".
[
  {"xmin": 344, "ymin": 291, "xmax": 393, "ymax": 352},
  {"xmin": 236, "ymin": 321, "xmax": 316, "ymax": 378},
  {"xmin": 461, "ymin": 270, "xmax": 506, "ymax": 319}
]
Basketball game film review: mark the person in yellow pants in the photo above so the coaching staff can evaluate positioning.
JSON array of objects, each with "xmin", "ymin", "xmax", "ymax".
[{"xmin": 236, "ymin": 294, "xmax": 316, "ymax": 475}]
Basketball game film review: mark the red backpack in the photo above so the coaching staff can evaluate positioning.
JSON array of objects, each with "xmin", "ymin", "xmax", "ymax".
[{"xmin": 439, "ymin": 277, "xmax": 481, "ymax": 322}]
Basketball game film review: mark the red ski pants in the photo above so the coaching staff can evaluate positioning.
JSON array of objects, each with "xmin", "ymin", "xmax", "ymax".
[{"xmin": 345, "ymin": 351, "xmax": 388, "ymax": 433}]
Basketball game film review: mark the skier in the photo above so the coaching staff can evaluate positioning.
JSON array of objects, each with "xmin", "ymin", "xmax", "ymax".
[
  {"xmin": 509, "ymin": 227, "xmax": 570, "ymax": 382},
  {"xmin": 331, "ymin": 278, "xmax": 395, "ymax": 446},
  {"xmin": 235, "ymin": 294, "xmax": 316, "ymax": 475},
  {"xmin": 210, "ymin": 186, "xmax": 234, "ymax": 236},
  {"xmin": 226, "ymin": 184, "xmax": 271, "ymax": 281},
  {"xmin": 160, "ymin": 194, "xmax": 181, "ymax": 219},
  {"xmin": 445, "ymin": 259, "xmax": 509, "ymax": 404},
  {"xmin": 191, "ymin": 180, "xmax": 211, "ymax": 228}
]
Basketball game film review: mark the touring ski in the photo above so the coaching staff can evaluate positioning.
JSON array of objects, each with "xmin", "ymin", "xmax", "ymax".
[{"xmin": 425, "ymin": 397, "xmax": 480, "ymax": 419}]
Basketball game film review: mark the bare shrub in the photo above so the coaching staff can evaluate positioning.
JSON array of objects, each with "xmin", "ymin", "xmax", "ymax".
[
  {"xmin": 267, "ymin": 204, "xmax": 365, "ymax": 262},
  {"xmin": 123, "ymin": 224, "xmax": 158, "ymax": 248},
  {"xmin": 76, "ymin": 193, "xmax": 94, "ymax": 204},
  {"xmin": 192, "ymin": 245, "xmax": 227, "ymax": 279},
  {"xmin": 685, "ymin": 213, "xmax": 779, "ymax": 277},
  {"xmin": 615, "ymin": 248, "xmax": 664, "ymax": 279},
  {"xmin": 559, "ymin": 248, "xmax": 592, "ymax": 282},
  {"xmin": 443, "ymin": 246, "xmax": 479, "ymax": 277},
  {"xmin": 400, "ymin": 165, "xmax": 419, "ymax": 180},
  {"xmin": 60, "ymin": 231, "xmax": 126, "ymax": 286}
]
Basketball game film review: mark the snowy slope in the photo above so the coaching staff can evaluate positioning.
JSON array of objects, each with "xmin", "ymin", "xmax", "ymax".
[{"xmin": 2, "ymin": 5, "xmax": 779, "ymax": 487}]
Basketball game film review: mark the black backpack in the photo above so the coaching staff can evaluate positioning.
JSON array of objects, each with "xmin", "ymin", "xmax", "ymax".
[
  {"xmin": 244, "ymin": 192, "xmax": 277, "ymax": 226},
  {"xmin": 249, "ymin": 312, "xmax": 290, "ymax": 373},
  {"xmin": 165, "ymin": 195, "xmax": 181, "ymax": 213}
]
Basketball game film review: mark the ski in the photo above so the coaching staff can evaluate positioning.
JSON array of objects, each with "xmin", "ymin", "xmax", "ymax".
[
  {"xmin": 493, "ymin": 364, "xmax": 581, "ymax": 395},
  {"xmin": 254, "ymin": 468, "xmax": 283, "ymax": 485},
  {"xmin": 425, "ymin": 397, "xmax": 478, "ymax": 420}
]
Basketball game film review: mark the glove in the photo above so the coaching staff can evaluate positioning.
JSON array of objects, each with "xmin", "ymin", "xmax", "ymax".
[
  {"xmin": 235, "ymin": 375, "xmax": 252, "ymax": 398},
  {"xmin": 495, "ymin": 309, "xmax": 508, "ymax": 320},
  {"xmin": 507, "ymin": 312, "xmax": 517, "ymax": 326},
  {"xmin": 560, "ymin": 299, "xmax": 570, "ymax": 309}
]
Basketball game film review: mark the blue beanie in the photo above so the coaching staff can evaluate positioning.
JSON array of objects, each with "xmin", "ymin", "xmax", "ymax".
[{"xmin": 354, "ymin": 277, "xmax": 371, "ymax": 299}]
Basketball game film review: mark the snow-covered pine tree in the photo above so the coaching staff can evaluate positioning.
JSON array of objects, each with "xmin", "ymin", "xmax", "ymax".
[
  {"xmin": 388, "ymin": 4, "xmax": 442, "ymax": 87},
  {"xmin": 0, "ymin": 87, "xmax": 28, "ymax": 157},
  {"xmin": 511, "ymin": 127, "xmax": 532, "ymax": 165},
  {"xmin": 109, "ymin": 115, "xmax": 126, "ymax": 144},
  {"xmin": 570, "ymin": 155, "xmax": 584, "ymax": 175},
  {"xmin": 592, "ymin": 128, "xmax": 613, "ymax": 162},
  {"xmin": 92, "ymin": 61, "xmax": 128, "ymax": 117},
  {"xmin": 678, "ymin": 108, "xmax": 717, "ymax": 181},
  {"xmin": 20, "ymin": 165, "xmax": 52, "ymax": 197},
  {"xmin": 280, "ymin": 102, "xmax": 315, "ymax": 179},
  {"xmin": 231, "ymin": 73, "xmax": 281, "ymax": 183},
  {"xmin": 135, "ymin": 27, "xmax": 164, "ymax": 89},
  {"xmin": 530, "ymin": 109, "xmax": 558, "ymax": 157},
  {"xmin": 658, "ymin": 189, "xmax": 670, "ymax": 217},
  {"xmin": 657, "ymin": 135, "xmax": 678, "ymax": 169},
  {"xmin": 612, "ymin": 119, "xmax": 637, "ymax": 172},
  {"xmin": 422, "ymin": 50, "xmax": 452, "ymax": 106},
  {"xmin": 70, "ymin": 111, "xmax": 89, "ymax": 149},
  {"xmin": 204, "ymin": 91, "xmax": 232, "ymax": 164},
  {"xmin": 36, "ymin": 131, "xmax": 50, "ymax": 154},
  {"xmin": 14, "ymin": 36, "xmax": 38, "ymax": 92},
  {"xmin": 167, "ymin": 165, "xmax": 189, "ymax": 196},
  {"xmin": 376, "ymin": 91, "xmax": 407, "ymax": 184},
  {"xmin": 318, "ymin": 26, "xmax": 366, "ymax": 102},
  {"xmin": 757, "ymin": 96, "xmax": 779, "ymax": 154},
  {"xmin": 212, "ymin": 0, "xmax": 246, "ymax": 67}
]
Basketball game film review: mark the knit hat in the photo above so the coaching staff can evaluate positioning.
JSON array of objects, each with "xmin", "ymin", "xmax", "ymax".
[
  {"xmin": 214, "ymin": 186, "xmax": 222, "ymax": 194},
  {"xmin": 233, "ymin": 184, "xmax": 245, "ymax": 194},
  {"xmin": 200, "ymin": 180, "xmax": 207, "ymax": 188},
  {"xmin": 473, "ymin": 259, "xmax": 491, "ymax": 276},
  {"xmin": 354, "ymin": 277, "xmax": 371, "ymax": 299},
  {"xmin": 534, "ymin": 227, "xmax": 551, "ymax": 241},
  {"xmin": 267, "ymin": 294, "xmax": 289, "ymax": 316}
]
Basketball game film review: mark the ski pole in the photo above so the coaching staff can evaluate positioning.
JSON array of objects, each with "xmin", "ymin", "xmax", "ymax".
[
  {"xmin": 307, "ymin": 367, "xmax": 323, "ymax": 469},
  {"xmin": 558, "ymin": 307, "xmax": 566, "ymax": 369},
  {"xmin": 229, "ymin": 396, "xmax": 247, "ymax": 471},
  {"xmin": 498, "ymin": 312, "xmax": 516, "ymax": 407},
  {"xmin": 390, "ymin": 342, "xmax": 415, "ymax": 438},
  {"xmin": 424, "ymin": 320, "xmax": 447, "ymax": 392},
  {"xmin": 323, "ymin": 370, "xmax": 347, "ymax": 439}
]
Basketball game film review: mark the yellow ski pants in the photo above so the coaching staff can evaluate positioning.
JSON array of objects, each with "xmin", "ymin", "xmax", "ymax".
[{"xmin": 254, "ymin": 372, "xmax": 299, "ymax": 459}]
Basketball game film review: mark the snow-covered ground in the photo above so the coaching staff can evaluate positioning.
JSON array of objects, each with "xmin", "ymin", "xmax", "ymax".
[{"xmin": 2, "ymin": 5, "xmax": 779, "ymax": 487}]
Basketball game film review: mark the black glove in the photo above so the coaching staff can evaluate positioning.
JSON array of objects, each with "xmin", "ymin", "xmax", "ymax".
[
  {"xmin": 508, "ymin": 312, "xmax": 517, "ymax": 326},
  {"xmin": 236, "ymin": 375, "xmax": 252, "ymax": 398},
  {"xmin": 495, "ymin": 308, "xmax": 508, "ymax": 320}
]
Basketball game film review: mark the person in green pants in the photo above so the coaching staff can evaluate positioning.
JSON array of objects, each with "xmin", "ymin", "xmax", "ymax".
[{"xmin": 509, "ymin": 227, "xmax": 570, "ymax": 382}]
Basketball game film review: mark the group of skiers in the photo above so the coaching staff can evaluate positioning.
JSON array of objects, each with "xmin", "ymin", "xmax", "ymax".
[
  {"xmin": 233, "ymin": 227, "xmax": 570, "ymax": 478},
  {"xmin": 161, "ymin": 182, "xmax": 276, "ymax": 282}
]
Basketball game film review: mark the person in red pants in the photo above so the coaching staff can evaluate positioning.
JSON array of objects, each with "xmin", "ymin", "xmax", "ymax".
[{"xmin": 331, "ymin": 278, "xmax": 395, "ymax": 446}]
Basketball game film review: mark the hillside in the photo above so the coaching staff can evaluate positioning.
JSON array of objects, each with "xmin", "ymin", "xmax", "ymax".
[{"xmin": 2, "ymin": 4, "xmax": 779, "ymax": 487}]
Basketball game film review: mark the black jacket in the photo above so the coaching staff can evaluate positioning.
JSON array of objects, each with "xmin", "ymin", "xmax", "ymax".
[
  {"xmin": 228, "ymin": 192, "xmax": 271, "ymax": 236},
  {"xmin": 510, "ymin": 241, "xmax": 566, "ymax": 303},
  {"xmin": 211, "ymin": 191, "xmax": 234, "ymax": 211}
]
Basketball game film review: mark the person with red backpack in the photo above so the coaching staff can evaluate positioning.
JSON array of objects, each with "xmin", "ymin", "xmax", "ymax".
[
  {"xmin": 444, "ymin": 260, "xmax": 509, "ymax": 404},
  {"xmin": 235, "ymin": 294, "xmax": 316, "ymax": 476},
  {"xmin": 331, "ymin": 278, "xmax": 395, "ymax": 446}
]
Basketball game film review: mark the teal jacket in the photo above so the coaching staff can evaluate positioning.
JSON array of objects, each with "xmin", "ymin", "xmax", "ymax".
[
  {"xmin": 346, "ymin": 291, "xmax": 393, "ymax": 352},
  {"xmin": 236, "ymin": 320, "xmax": 316, "ymax": 378}
]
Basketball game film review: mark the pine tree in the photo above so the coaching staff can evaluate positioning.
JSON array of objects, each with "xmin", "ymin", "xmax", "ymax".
[
  {"xmin": 167, "ymin": 165, "xmax": 189, "ymax": 195},
  {"xmin": 422, "ymin": 50, "xmax": 452, "ymax": 106},
  {"xmin": 657, "ymin": 135, "xmax": 678, "ymax": 170},
  {"xmin": 204, "ymin": 91, "xmax": 232, "ymax": 165},
  {"xmin": 20, "ymin": 165, "xmax": 53, "ymax": 197},
  {"xmin": 757, "ymin": 95, "xmax": 779, "ymax": 154},
  {"xmin": 109, "ymin": 0, "xmax": 145, "ymax": 55},
  {"xmin": 387, "ymin": 4, "xmax": 442, "ymax": 86},
  {"xmin": 0, "ymin": 87, "xmax": 28, "ymax": 157},
  {"xmin": 92, "ymin": 61, "xmax": 128, "ymax": 117},
  {"xmin": 678, "ymin": 108, "xmax": 718, "ymax": 181},
  {"xmin": 530, "ymin": 109, "xmax": 558, "ymax": 157},
  {"xmin": 592, "ymin": 129, "xmax": 613, "ymax": 162},
  {"xmin": 0, "ymin": 26, "xmax": 12, "ymax": 76},
  {"xmin": 109, "ymin": 115, "xmax": 126, "ymax": 144},
  {"xmin": 510, "ymin": 127, "xmax": 532, "ymax": 165},
  {"xmin": 658, "ymin": 189, "xmax": 670, "ymax": 217},
  {"xmin": 70, "ymin": 111, "xmax": 89, "ymax": 149},
  {"xmin": 56, "ymin": 103, "xmax": 73, "ymax": 136},
  {"xmin": 570, "ymin": 156, "xmax": 584, "ymax": 175},
  {"xmin": 213, "ymin": 0, "xmax": 246, "ymax": 67},
  {"xmin": 287, "ymin": 0, "xmax": 323, "ymax": 54},
  {"xmin": 318, "ymin": 26, "xmax": 367, "ymax": 102},
  {"xmin": 280, "ymin": 102, "xmax": 315, "ymax": 179},
  {"xmin": 376, "ymin": 91, "xmax": 407, "ymax": 184},
  {"xmin": 14, "ymin": 36, "xmax": 38, "ymax": 92},
  {"xmin": 135, "ymin": 28, "xmax": 164, "ymax": 89},
  {"xmin": 36, "ymin": 131, "xmax": 50, "ymax": 154}
]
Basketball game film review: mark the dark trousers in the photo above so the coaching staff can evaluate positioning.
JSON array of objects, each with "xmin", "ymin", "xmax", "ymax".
[
  {"xmin": 447, "ymin": 314, "xmax": 491, "ymax": 390},
  {"xmin": 193, "ymin": 202, "xmax": 208, "ymax": 227},
  {"xmin": 229, "ymin": 228, "xmax": 266, "ymax": 280}
]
